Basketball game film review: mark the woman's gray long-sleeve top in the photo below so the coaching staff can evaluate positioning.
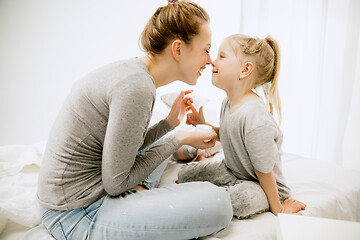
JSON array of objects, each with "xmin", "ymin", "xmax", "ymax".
[{"xmin": 37, "ymin": 58, "xmax": 181, "ymax": 210}]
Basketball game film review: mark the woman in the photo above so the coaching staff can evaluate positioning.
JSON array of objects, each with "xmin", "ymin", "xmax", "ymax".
[{"xmin": 37, "ymin": 1, "xmax": 233, "ymax": 239}]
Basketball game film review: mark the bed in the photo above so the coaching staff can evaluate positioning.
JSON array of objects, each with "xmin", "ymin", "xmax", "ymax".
[{"xmin": 1, "ymin": 140, "xmax": 360, "ymax": 240}]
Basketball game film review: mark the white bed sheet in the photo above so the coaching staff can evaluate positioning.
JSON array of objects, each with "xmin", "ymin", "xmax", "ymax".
[{"xmin": 0, "ymin": 143, "xmax": 359, "ymax": 240}]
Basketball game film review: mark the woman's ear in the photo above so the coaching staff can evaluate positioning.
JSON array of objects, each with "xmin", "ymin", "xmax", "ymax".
[
  {"xmin": 239, "ymin": 62, "xmax": 254, "ymax": 80},
  {"xmin": 171, "ymin": 40, "xmax": 182, "ymax": 61}
]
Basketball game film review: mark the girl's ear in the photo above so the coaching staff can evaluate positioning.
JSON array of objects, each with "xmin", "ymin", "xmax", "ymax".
[
  {"xmin": 239, "ymin": 62, "xmax": 254, "ymax": 80},
  {"xmin": 171, "ymin": 39, "xmax": 182, "ymax": 61}
]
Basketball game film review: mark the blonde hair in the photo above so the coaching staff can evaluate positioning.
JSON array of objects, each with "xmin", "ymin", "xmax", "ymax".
[
  {"xmin": 139, "ymin": 0, "xmax": 209, "ymax": 55},
  {"xmin": 226, "ymin": 34, "xmax": 282, "ymax": 123}
]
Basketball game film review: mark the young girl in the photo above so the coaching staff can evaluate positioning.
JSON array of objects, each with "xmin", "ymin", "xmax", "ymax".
[{"xmin": 178, "ymin": 34, "xmax": 306, "ymax": 218}]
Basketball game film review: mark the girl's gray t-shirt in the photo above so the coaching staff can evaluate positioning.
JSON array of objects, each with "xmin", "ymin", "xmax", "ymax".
[
  {"xmin": 37, "ymin": 58, "xmax": 181, "ymax": 210},
  {"xmin": 219, "ymin": 97, "xmax": 290, "ymax": 200}
]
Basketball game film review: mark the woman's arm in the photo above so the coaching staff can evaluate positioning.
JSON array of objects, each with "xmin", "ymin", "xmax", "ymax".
[
  {"xmin": 205, "ymin": 122, "xmax": 220, "ymax": 141},
  {"xmin": 139, "ymin": 90, "xmax": 193, "ymax": 151},
  {"xmin": 102, "ymin": 77, "xmax": 182, "ymax": 196},
  {"xmin": 138, "ymin": 119, "xmax": 174, "ymax": 151}
]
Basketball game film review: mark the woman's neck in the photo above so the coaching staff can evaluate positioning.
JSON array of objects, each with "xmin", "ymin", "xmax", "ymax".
[{"xmin": 140, "ymin": 54, "xmax": 177, "ymax": 88}]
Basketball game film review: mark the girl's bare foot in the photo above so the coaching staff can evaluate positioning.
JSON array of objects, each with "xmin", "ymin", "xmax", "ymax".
[
  {"xmin": 194, "ymin": 155, "xmax": 209, "ymax": 162},
  {"xmin": 130, "ymin": 185, "xmax": 148, "ymax": 191},
  {"xmin": 197, "ymin": 141, "xmax": 222, "ymax": 158},
  {"xmin": 279, "ymin": 199, "xmax": 306, "ymax": 215}
]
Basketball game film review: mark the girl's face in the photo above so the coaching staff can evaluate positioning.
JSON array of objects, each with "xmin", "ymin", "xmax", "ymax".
[
  {"xmin": 178, "ymin": 23, "xmax": 212, "ymax": 85},
  {"xmin": 211, "ymin": 40, "xmax": 241, "ymax": 91}
]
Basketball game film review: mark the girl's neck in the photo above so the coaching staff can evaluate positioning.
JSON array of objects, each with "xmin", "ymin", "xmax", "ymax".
[
  {"xmin": 140, "ymin": 54, "xmax": 177, "ymax": 88},
  {"xmin": 226, "ymin": 87, "xmax": 259, "ymax": 114}
]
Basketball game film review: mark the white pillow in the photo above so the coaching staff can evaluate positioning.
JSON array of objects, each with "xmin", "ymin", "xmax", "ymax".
[{"xmin": 160, "ymin": 92, "xmax": 209, "ymax": 109}]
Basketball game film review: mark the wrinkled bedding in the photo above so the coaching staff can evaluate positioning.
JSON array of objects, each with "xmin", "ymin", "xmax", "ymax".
[{"xmin": 1, "ymin": 142, "xmax": 359, "ymax": 240}]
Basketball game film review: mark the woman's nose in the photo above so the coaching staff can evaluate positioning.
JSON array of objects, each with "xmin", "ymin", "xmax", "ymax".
[{"xmin": 206, "ymin": 55, "xmax": 213, "ymax": 65}]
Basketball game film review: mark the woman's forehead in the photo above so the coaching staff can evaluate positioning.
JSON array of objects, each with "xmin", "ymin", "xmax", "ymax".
[{"xmin": 194, "ymin": 23, "xmax": 212, "ymax": 46}]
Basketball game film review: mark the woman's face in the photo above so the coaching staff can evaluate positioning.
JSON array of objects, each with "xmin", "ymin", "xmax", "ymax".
[
  {"xmin": 178, "ymin": 23, "xmax": 212, "ymax": 85},
  {"xmin": 211, "ymin": 40, "xmax": 241, "ymax": 91}
]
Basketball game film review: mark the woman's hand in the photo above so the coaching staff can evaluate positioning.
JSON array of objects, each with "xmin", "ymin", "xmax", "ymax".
[
  {"xmin": 279, "ymin": 199, "xmax": 307, "ymax": 215},
  {"xmin": 173, "ymin": 130, "xmax": 217, "ymax": 149},
  {"xmin": 166, "ymin": 90, "xmax": 193, "ymax": 128},
  {"xmin": 186, "ymin": 102, "xmax": 206, "ymax": 126}
]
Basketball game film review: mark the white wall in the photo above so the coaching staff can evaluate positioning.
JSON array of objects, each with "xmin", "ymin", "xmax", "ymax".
[{"xmin": 0, "ymin": 0, "xmax": 149, "ymax": 145}]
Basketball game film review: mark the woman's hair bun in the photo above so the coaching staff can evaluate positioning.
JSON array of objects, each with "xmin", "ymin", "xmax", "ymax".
[{"xmin": 140, "ymin": 0, "xmax": 209, "ymax": 54}]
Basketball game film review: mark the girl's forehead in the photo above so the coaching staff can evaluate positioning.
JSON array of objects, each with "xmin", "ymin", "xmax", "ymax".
[{"xmin": 218, "ymin": 40, "xmax": 232, "ymax": 52}]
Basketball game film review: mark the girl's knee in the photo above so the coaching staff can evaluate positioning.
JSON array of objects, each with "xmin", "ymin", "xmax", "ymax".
[
  {"xmin": 227, "ymin": 181, "xmax": 269, "ymax": 219},
  {"xmin": 177, "ymin": 162, "xmax": 205, "ymax": 183},
  {"xmin": 178, "ymin": 161, "xmax": 238, "ymax": 187}
]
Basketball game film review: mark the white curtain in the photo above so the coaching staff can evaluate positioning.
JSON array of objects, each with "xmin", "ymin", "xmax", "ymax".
[{"xmin": 238, "ymin": 0, "xmax": 360, "ymax": 169}]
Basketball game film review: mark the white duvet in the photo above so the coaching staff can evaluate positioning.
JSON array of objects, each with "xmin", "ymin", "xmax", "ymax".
[
  {"xmin": 0, "ymin": 142, "xmax": 360, "ymax": 240},
  {"xmin": 0, "ymin": 142, "xmax": 45, "ymax": 229}
]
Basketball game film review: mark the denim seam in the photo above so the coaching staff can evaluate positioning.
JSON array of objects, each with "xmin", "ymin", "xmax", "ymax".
[
  {"xmin": 58, "ymin": 222, "xmax": 68, "ymax": 240},
  {"xmin": 41, "ymin": 209, "xmax": 53, "ymax": 218},
  {"xmin": 81, "ymin": 207, "xmax": 94, "ymax": 222},
  {"xmin": 87, "ymin": 220, "xmax": 222, "ymax": 233},
  {"xmin": 42, "ymin": 209, "xmax": 56, "ymax": 219},
  {"xmin": 49, "ymin": 222, "xmax": 58, "ymax": 233},
  {"xmin": 49, "ymin": 222, "xmax": 67, "ymax": 240}
]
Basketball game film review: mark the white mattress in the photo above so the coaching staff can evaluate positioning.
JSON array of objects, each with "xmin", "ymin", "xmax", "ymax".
[{"xmin": 1, "ymin": 143, "xmax": 359, "ymax": 240}]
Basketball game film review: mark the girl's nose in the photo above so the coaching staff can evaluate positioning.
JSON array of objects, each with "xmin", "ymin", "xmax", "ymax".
[{"xmin": 212, "ymin": 59, "xmax": 217, "ymax": 67}]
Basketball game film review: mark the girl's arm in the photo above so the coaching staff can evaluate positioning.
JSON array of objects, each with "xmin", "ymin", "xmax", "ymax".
[
  {"xmin": 255, "ymin": 169, "xmax": 283, "ymax": 215},
  {"xmin": 255, "ymin": 169, "xmax": 306, "ymax": 215}
]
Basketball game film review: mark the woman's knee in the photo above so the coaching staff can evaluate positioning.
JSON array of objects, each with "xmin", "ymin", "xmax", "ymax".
[{"xmin": 187, "ymin": 182, "xmax": 233, "ymax": 226}]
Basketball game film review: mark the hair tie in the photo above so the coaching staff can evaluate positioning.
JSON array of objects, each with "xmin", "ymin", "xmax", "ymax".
[
  {"xmin": 264, "ymin": 39, "xmax": 269, "ymax": 44},
  {"xmin": 168, "ymin": 0, "xmax": 178, "ymax": 4}
]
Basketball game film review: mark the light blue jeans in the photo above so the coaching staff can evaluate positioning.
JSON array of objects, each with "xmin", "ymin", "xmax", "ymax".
[{"xmin": 40, "ymin": 138, "xmax": 233, "ymax": 240}]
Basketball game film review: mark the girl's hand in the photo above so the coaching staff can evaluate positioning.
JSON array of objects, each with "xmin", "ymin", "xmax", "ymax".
[
  {"xmin": 186, "ymin": 102, "xmax": 206, "ymax": 126},
  {"xmin": 166, "ymin": 90, "xmax": 193, "ymax": 128},
  {"xmin": 173, "ymin": 130, "xmax": 217, "ymax": 149},
  {"xmin": 279, "ymin": 199, "xmax": 307, "ymax": 215}
]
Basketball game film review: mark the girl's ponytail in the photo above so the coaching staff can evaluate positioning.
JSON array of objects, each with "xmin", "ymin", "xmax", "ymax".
[{"xmin": 264, "ymin": 36, "xmax": 281, "ymax": 123}]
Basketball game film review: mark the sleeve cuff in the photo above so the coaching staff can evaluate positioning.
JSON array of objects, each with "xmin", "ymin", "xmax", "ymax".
[
  {"xmin": 159, "ymin": 118, "xmax": 175, "ymax": 132},
  {"xmin": 167, "ymin": 134, "xmax": 182, "ymax": 151}
]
